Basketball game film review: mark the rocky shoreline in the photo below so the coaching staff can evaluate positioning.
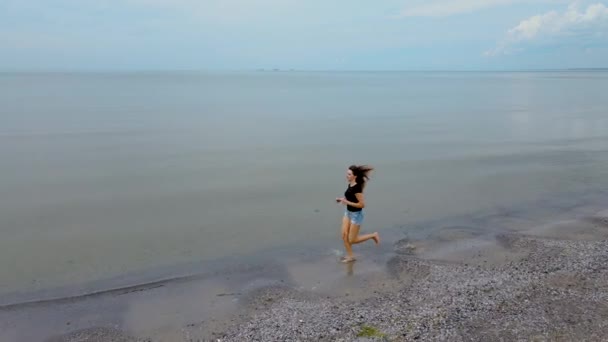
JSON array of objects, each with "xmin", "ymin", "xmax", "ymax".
[{"xmin": 212, "ymin": 213, "xmax": 608, "ymax": 341}]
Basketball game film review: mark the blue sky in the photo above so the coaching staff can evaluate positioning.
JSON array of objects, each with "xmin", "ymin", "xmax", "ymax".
[{"xmin": 1, "ymin": 0, "xmax": 607, "ymax": 70}]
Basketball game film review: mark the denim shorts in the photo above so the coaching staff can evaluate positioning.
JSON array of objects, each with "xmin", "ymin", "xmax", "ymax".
[{"xmin": 345, "ymin": 210, "xmax": 364, "ymax": 225}]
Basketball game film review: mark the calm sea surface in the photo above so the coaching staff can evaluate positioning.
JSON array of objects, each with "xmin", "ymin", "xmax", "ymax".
[{"xmin": 1, "ymin": 71, "xmax": 608, "ymax": 298}]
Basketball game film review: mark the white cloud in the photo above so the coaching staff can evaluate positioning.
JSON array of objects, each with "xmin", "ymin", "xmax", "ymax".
[{"xmin": 486, "ymin": 2, "xmax": 608, "ymax": 56}]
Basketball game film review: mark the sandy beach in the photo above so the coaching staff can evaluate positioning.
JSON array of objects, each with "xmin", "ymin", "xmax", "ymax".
[{"xmin": 1, "ymin": 190, "xmax": 607, "ymax": 342}]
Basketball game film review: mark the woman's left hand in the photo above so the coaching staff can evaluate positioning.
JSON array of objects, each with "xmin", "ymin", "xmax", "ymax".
[{"xmin": 338, "ymin": 197, "xmax": 348, "ymax": 205}]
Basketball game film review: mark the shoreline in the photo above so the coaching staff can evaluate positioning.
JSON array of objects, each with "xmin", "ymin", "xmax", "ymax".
[
  {"xmin": 217, "ymin": 207, "xmax": 608, "ymax": 341},
  {"xmin": 2, "ymin": 190, "xmax": 608, "ymax": 341},
  {"xmin": 221, "ymin": 225, "xmax": 608, "ymax": 341},
  {"xmin": 4, "ymin": 188, "xmax": 606, "ymax": 308}
]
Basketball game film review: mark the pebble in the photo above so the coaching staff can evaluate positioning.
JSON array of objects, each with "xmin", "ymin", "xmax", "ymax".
[{"xmin": 217, "ymin": 233, "xmax": 608, "ymax": 341}]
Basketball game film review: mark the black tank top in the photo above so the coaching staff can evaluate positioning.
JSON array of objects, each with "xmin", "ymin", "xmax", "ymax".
[{"xmin": 344, "ymin": 183, "xmax": 363, "ymax": 212}]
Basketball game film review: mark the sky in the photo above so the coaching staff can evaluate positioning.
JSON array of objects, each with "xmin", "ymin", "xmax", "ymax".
[{"xmin": 1, "ymin": 0, "xmax": 607, "ymax": 71}]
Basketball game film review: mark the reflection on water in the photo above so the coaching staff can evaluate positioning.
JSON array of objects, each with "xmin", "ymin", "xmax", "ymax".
[{"xmin": 345, "ymin": 261, "xmax": 354, "ymax": 276}]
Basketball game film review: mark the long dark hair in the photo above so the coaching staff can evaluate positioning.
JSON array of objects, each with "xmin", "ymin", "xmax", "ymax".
[{"xmin": 349, "ymin": 164, "xmax": 374, "ymax": 188}]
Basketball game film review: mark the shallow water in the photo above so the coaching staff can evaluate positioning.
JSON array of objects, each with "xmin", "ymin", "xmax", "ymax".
[
  {"xmin": 1, "ymin": 70, "xmax": 608, "ymax": 298},
  {"xmin": 2, "ymin": 192, "xmax": 608, "ymax": 342}
]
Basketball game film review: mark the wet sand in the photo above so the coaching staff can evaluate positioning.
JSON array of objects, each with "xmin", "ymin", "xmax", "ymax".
[{"xmin": 2, "ymin": 191, "xmax": 608, "ymax": 341}]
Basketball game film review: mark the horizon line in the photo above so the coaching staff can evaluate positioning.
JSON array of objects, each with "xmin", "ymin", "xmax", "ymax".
[{"xmin": 1, "ymin": 67, "xmax": 608, "ymax": 74}]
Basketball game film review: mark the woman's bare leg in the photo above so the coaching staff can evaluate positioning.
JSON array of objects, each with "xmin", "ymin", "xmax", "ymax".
[
  {"xmin": 348, "ymin": 224, "xmax": 380, "ymax": 245},
  {"xmin": 341, "ymin": 216, "xmax": 355, "ymax": 260}
]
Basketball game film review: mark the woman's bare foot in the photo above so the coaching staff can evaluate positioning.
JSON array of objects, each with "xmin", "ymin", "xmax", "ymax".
[
  {"xmin": 372, "ymin": 232, "xmax": 380, "ymax": 245},
  {"xmin": 340, "ymin": 256, "xmax": 356, "ymax": 263}
]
